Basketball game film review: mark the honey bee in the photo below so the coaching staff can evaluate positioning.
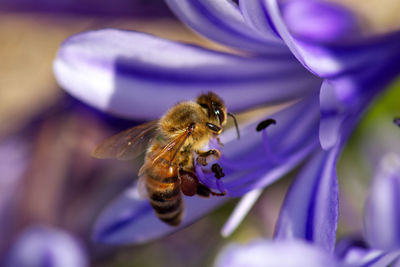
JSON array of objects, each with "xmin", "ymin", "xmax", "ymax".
[{"xmin": 92, "ymin": 92, "xmax": 239, "ymax": 226}]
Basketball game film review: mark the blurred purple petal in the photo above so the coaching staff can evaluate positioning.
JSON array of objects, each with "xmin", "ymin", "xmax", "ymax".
[
  {"xmin": 365, "ymin": 153, "xmax": 400, "ymax": 251},
  {"xmin": 93, "ymin": 185, "xmax": 227, "ymax": 244},
  {"xmin": 221, "ymin": 188, "xmax": 263, "ymax": 237},
  {"xmin": 274, "ymin": 146, "xmax": 340, "ymax": 252},
  {"xmin": 165, "ymin": 0, "xmax": 287, "ymax": 54},
  {"xmin": 215, "ymin": 239, "xmax": 343, "ymax": 267},
  {"xmin": 238, "ymin": 0, "xmax": 280, "ymax": 38},
  {"xmin": 281, "ymin": 0, "xmax": 359, "ymax": 44},
  {"xmin": 319, "ymin": 49, "xmax": 400, "ymax": 149},
  {"xmin": 319, "ymin": 80, "xmax": 347, "ymax": 150},
  {"xmin": 394, "ymin": 117, "xmax": 400, "ymax": 128},
  {"xmin": 54, "ymin": 29, "xmax": 320, "ymax": 119},
  {"xmin": 339, "ymin": 249, "xmax": 400, "ymax": 267},
  {"xmin": 356, "ymin": 251, "xmax": 400, "ymax": 267},
  {"xmin": 6, "ymin": 226, "xmax": 87, "ymax": 267},
  {"xmin": 333, "ymin": 236, "xmax": 389, "ymax": 267},
  {"xmin": 335, "ymin": 235, "xmax": 368, "ymax": 260},
  {"xmin": 264, "ymin": 0, "xmax": 400, "ymax": 77},
  {"xmin": 393, "ymin": 258, "xmax": 400, "ymax": 267}
]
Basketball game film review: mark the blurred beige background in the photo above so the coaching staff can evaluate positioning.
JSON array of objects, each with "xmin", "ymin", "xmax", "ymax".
[{"xmin": 0, "ymin": 13, "xmax": 232, "ymax": 135}]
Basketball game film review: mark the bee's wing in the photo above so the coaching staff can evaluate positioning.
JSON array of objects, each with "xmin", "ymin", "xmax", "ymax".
[
  {"xmin": 137, "ymin": 174, "xmax": 148, "ymax": 200},
  {"xmin": 92, "ymin": 120, "xmax": 159, "ymax": 161},
  {"xmin": 138, "ymin": 126, "xmax": 193, "ymax": 177}
]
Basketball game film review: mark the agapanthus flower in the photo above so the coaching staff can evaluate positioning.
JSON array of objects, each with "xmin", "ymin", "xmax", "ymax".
[
  {"xmin": 5, "ymin": 225, "xmax": 87, "ymax": 267},
  {"xmin": 53, "ymin": 0, "xmax": 400, "ymax": 245},
  {"xmin": 215, "ymin": 239, "xmax": 344, "ymax": 267},
  {"xmin": 215, "ymin": 153, "xmax": 400, "ymax": 267},
  {"xmin": 364, "ymin": 153, "xmax": 400, "ymax": 253}
]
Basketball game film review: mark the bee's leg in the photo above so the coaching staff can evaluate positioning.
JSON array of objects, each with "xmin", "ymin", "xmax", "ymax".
[
  {"xmin": 216, "ymin": 137, "xmax": 224, "ymax": 147},
  {"xmin": 179, "ymin": 169, "xmax": 226, "ymax": 197},
  {"xmin": 196, "ymin": 149, "xmax": 221, "ymax": 166},
  {"xmin": 179, "ymin": 169, "xmax": 199, "ymax": 197},
  {"xmin": 197, "ymin": 183, "xmax": 226, "ymax": 197}
]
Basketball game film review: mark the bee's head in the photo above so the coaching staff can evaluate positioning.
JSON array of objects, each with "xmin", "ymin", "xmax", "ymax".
[
  {"xmin": 196, "ymin": 92, "xmax": 227, "ymax": 127},
  {"xmin": 196, "ymin": 92, "xmax": 240, "ymax": 139}
]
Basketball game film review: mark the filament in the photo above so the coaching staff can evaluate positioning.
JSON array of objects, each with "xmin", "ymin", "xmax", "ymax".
[{"xmin": 228, "ymin": 112, "xmax": 240, "ymax": 139}]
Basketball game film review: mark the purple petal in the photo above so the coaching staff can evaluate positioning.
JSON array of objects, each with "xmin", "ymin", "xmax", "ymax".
[
  {"xmin": 333, "ymin": 236, "xmax": 395, "ymax": 267},
  {"xmin": 218, "ymin": 94, "xmax": 320, "ymax": 196},
  {"xmin": 93, "ymin": 185, "xmax": 227, "ymax": 244},
  {"xmin": 353, "ymin": 250, "xmax": 400, "ymax": 267},
  {"xmin": 165, "ymin": 0, "xmax": 287, "ymax": 54},
  {"xmin": 319, "ymin": 50, "xmax": 400, "ymax": 149},
  {"xmin": 393, "ymin": 257, "xmax": 400, "ymax": 267},
  {"xmin": 395, "ymin": 118, "xmax": 400, "ymax": 128},
  {"xmin": 261, "ymin": 0, "xmax": 400, "ymax": 150},
  {"xmin": 319, "ymin": 80, "xmax": 347, "ymax": 150},
  {"xmin": 365, "ymin": 153, "xmax": 400, "ymax": 251},
  {"xmin": 264, "ymin": 0, "xmax": 400, "ymax": 77},
  {"xmin": 281, "ymin": 0, "xmax": 359, "ymax": 44},
  {"xmin": 54, "ymin": 29, "xmax": 320, "ymax": 119},
  {"xmin": 335, "ymin": 235, "xmax": 368, "ymax": 261},
  {"xmin": 5, "ymin": 226, "xmax": 87, "ymax": 267},
  {"xmin": 338, "ymin": 248, "xmax": 400, "ymax": 267},
  {"xmin": 238, "ymin": 0, "xmax": 280, "ymax": 38},
  {"xmin": 274, "ymin": 146, "xmax": 340, "ymax": 252},
  {"xmin": 221, "ymin": 188, "xmax": 263, "ymax": 237},
  {"xmin": 215, "ymin": 239, "xmax": 343, "ymax": 267}
]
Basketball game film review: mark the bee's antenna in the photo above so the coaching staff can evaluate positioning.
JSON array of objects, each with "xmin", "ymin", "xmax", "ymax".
[{"xmin": 228, "ymin": 112, "xmax": 240, "ymax": 139}]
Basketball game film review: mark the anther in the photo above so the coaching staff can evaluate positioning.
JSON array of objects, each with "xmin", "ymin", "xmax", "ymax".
[
  {"xmin": 211, "ymin": 163, "xmax": 225, "ymax": 179},
  {"xmin": 256, "ymin": 118, "xmax": 276, "ymax": 132}
]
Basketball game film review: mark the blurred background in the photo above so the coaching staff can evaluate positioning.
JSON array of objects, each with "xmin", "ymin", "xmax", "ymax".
[{"xmin": 0, "ymin": 0, "xmax": 399, "ymax": 266}]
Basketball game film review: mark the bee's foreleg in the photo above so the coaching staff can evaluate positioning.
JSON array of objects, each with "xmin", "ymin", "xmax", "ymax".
[
  {"xmin": 196, "ymin": 183, "xmax": 226, "ymax": 197},
  {"xmin": 195, "ymin": 149, "xmax": 221, "ymax": 166},
  {"xmin": 216, "ymin": 137, "xmax": 224, "ymax": 147}
]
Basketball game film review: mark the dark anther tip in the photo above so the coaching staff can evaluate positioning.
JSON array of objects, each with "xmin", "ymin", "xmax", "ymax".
[
  {"xmin": 256, "ymin": 118, "xmax": 276, "ymax": 132},
  {"xmin": 211, "ymin": 163, "xmax": 225, "ymax": 179},
  {"xmin": 394, "ymin": 117, "xmax": 400, "ymax": 127}
]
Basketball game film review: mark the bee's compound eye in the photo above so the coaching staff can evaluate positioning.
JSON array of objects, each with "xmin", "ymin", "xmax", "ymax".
[
  {"xmin": 206, "ymin": 123, "xmax": 222, "ymax": 133},
  {"xmin": 200, "ymin": 103, "xmax": 208, "ymax": 109},
  {"xmin": 215, "ymin": 108, "xmax": 225, "ymax": 125}
]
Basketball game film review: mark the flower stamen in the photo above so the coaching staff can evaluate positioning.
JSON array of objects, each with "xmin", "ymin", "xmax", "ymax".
[{"xmin": 258, "ymin": 119, "xmax": 285, "ymax": 165}]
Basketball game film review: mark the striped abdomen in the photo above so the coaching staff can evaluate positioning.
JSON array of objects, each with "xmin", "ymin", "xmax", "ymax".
[{"xmin": 145, "ymin": 159, "xmax": 183, "ymax": 226}]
